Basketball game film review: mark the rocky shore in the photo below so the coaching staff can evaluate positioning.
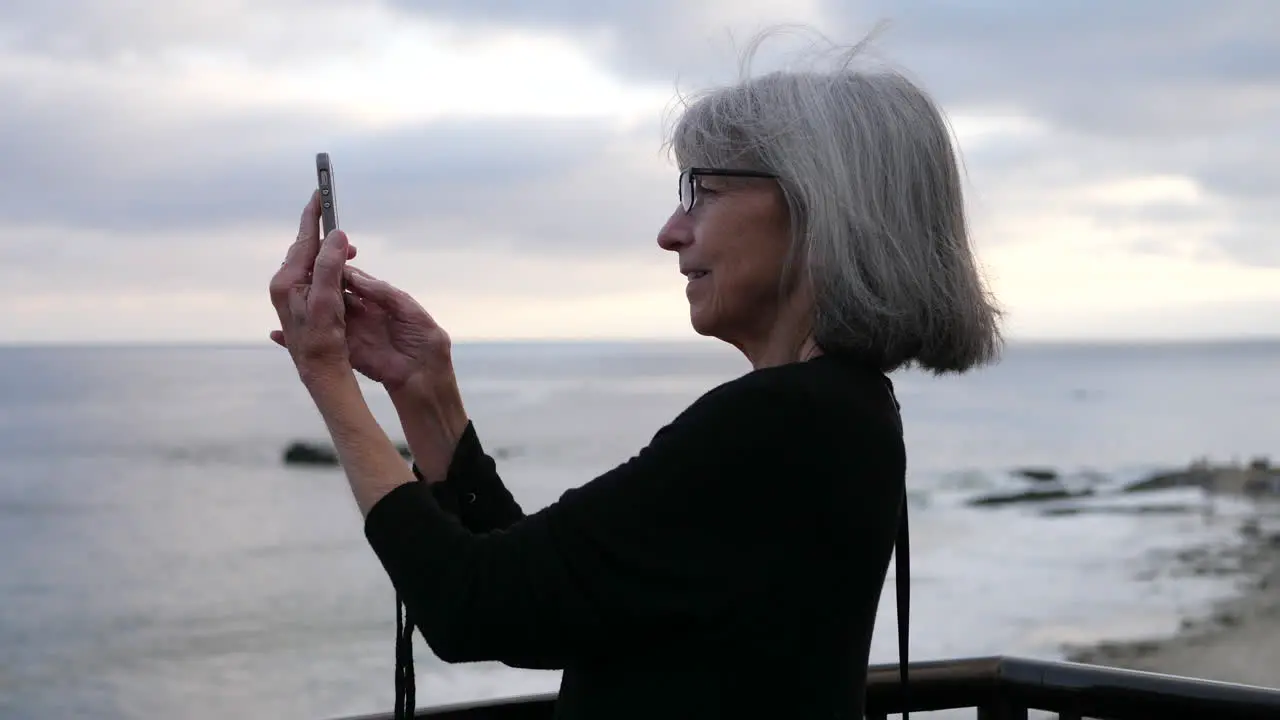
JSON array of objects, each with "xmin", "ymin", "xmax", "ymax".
[
  {"xmin": 1065, "ymin": 509, "xmax": 1280, "ymax": 689},
  {"xmin": 970, "ymin": 457, "xmax": 1280, "ymax": 507},
  {"xmin": 958, "ymin": 455, "xmax": 1280, "ymax": 690}
]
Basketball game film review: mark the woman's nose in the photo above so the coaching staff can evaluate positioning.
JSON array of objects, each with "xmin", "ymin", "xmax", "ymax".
[{"xmin": 656, "ymin": 207, "xmax": 692, "ymax": 252}]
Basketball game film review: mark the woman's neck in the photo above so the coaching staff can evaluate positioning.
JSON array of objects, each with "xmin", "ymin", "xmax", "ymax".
[
  {"xmin": 733, "ymin": 292, "xmax": 820, "ymax": 370},
  {"xmin": 741, "ymin": 332, "xmax": 821, "ymax": 370}
]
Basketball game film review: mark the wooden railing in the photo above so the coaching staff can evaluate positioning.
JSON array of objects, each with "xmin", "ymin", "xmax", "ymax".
[{"xmin": 331, "ymin": 655, "xmax": 1280, "ymax": 720}]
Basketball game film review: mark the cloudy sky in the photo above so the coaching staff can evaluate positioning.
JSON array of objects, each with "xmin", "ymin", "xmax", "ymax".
[{"xmin": 3, "ymin": 0, "xmax": 1278, "ymax": 344}]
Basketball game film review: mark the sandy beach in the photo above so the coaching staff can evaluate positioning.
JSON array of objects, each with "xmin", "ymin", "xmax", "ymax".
[{"xmin": 1067, "ymin": 510, "xmax": 1280, "ymax": 690}]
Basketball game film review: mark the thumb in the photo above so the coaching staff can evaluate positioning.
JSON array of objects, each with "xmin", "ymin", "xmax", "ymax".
[
  {"xmin": 312, "ymin": 230, "xmax": 348, "ymax": 292},
  {"xmin": 269, "ymin": 330, "xmax": 286, "ymax": 347}
]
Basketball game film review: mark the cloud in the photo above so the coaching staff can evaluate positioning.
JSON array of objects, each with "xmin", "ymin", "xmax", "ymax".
[
  {"xmin": 0, "ymin": 0, "xmax": 371, "ymax": 60},
  {"xmin": 0, "ymin": 75, "xmax": 668, "ymax": 251},
  {"xmin": 835, "ymin": 1, "xmax": 1280, "ymax": 128},
  {"xmin": 0, "ymin": 0, "xmax": 1277, "ymax": 342},
  {"xmin": 392, "ymin": 0, "xmax": 1280, "ymax": 267},
  {"xmin": 0, "ymin": 1, "xmax": 682, "ymax": 258},
  {"xmin": 390, "ymin": 0, "xmax": 1280, "ymax": 127},
  {"xmin": 381, "ymin": 0, "xmax": 832, "ymax": 87}
]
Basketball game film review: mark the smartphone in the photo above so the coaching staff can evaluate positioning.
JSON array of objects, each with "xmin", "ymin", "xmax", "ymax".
[{"xmin": 315, "ymin": 152, "xmax": 339, "ymax": 237}]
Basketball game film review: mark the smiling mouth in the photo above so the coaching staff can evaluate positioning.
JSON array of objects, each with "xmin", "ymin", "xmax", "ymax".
[{"xmin": 685, "ymin": 271, "xmax": 709, "ymax": 280}]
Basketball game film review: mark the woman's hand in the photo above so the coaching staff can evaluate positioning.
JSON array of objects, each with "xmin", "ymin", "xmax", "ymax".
[
  {"xmin": 338, "ymin": 266, "xmax": 454, "ymax": 395},
  {"xmin": 268, "ymin": 195, "xmax": 466, "ymax": 473},
  {"xmin": 334, "ymin": 265, "xmax": 468, "ymax": 482},
  {"xmin": 274, "ymin": 260, "xmax": 454, "ymax": 395},
  {"xmin": 269, "ymin": 192, "xmax": 354, "ymax": 387}
]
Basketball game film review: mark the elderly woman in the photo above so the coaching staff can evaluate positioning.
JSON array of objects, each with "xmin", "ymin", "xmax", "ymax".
[{"xmin": 270, "ymin": 45, "xmax": 1000, "ymax": 720}]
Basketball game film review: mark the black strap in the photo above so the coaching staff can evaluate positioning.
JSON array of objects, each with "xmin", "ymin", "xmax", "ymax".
[
  {"xmin": 884, "ymin": 377, "xmax": 909, "ymax": 720},
  {"xmin": 395, "ymin": 467, "xmax": 425, "ymax": 719},
  {"xmin": 895, "ymin": 501, "xmax": 909, "ymax": 720},
  {"xmin": 395, "ymin": 594, "xmax": 415, "ymax": 719}
]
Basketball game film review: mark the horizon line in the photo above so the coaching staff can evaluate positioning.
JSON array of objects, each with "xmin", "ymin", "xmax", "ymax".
[{"xmin": 2, "ymin": 335, "xmax": 1279, "ymax": 350}]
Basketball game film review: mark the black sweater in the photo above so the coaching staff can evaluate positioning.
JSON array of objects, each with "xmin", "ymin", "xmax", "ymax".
[{"xmin": 364, "ymin": 353, "xmax": 907, "ymax": 719}]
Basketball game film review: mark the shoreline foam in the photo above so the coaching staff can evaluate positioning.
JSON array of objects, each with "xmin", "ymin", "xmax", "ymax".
[{"xmin": 1066, "ymin": 510, "xmax": 1280, "ymax": 689}]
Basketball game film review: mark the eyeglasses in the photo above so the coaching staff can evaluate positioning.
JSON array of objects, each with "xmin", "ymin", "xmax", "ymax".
[{"xmin": 679, "ymin": 167, "xmax": 779, "ymax": 212}]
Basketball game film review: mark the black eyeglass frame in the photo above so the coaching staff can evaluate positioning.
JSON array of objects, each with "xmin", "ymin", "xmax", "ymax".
[{"xmin": 679, "ymin": 167, "xmax": 779, "ymax": 212}]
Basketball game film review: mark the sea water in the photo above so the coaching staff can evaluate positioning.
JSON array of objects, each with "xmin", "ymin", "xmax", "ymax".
[{"xmin": 1, "ymin": 340, "xmax": 1275, "ymax": 719}]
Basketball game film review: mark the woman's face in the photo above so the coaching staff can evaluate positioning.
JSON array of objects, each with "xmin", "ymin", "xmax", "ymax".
[{"xmin": 656, "ymin": 171, "xmax": 794, "ymax": 349}]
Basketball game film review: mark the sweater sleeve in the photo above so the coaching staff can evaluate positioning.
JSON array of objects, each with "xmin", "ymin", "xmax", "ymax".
[
  {"xmin": 414, "ymin": 422, "xmax": 526, "ymax": 533},
  {"xmin": 363, "ymin": 380, "xmax": 823, "ymax": 668}
]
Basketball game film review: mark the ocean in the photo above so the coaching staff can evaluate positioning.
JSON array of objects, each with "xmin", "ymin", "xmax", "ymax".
[{"xmin": 1, "ymin": 340, "xmax": 1276, "ymax": 719}]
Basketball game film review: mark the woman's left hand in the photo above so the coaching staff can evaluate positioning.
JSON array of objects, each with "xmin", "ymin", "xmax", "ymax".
[{"xmin": 269, "ymin": 191, "xmax": 353, "ymax": 386}]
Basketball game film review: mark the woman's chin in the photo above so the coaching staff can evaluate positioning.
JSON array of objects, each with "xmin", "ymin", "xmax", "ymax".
[{"xmin": 687, "ymin": 307, "xmax": 717, "ymax": 338}]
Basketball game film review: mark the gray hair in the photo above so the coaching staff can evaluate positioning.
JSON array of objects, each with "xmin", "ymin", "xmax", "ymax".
[{"xmin": 664, "ymin": 26, "xmax": 1002, "ymax": 374}]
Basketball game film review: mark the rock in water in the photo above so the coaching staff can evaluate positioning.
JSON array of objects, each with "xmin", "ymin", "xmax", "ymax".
[
  {"xmin": 968, "ymin": 487, "xmax": 1093, "ymax": 507},
  {"xmin": 1012, "ymin": 467, "xmax": 1058, "ymax": 482},
  {"xmin": 284, "ymin": 442, "xmax": 339, "ymax": 465},
  {"xmin": 283, "ymin": 441, "xmax": 414, "ymax": 466}
]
